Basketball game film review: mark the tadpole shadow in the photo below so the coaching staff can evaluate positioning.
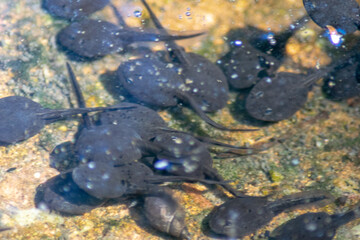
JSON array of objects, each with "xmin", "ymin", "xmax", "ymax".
[
  {"xmin": 99, "ymin": 70, "xmax": 131, "ymax": 101},
  {"xmin": 229, "ymin": 89, "xmax": 274, "ymax": 128},
  {"xmin": 201, "ymin": 206, "xmax": 227, "ymax": 239}
]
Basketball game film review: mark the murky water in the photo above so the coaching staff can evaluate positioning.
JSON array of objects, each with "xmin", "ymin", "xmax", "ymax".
[{"xmin": 0, "ymin": 0, "xmax": 359, "ymax": 239}]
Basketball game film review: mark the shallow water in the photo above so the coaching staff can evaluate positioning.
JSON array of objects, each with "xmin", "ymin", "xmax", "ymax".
[{"xmin": 0, "ymin": 0, "xmax": 359, "ymax": 239}]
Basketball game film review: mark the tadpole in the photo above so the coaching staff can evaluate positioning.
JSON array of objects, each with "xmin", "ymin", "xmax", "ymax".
[
  {"xmin": 56, "ymin": 18, "xmax": 204, "ymax": 59},
  {"xmin": 208, "ymin": 191, "xmax": 332, "ymax": 238},
  {"xmin": 269, "ymin": 204, "xmax": 360, "ymax": 240},
  {"xmin": 72, "ymin": 161, "xmax": 228, "ymax": 199},
  {"xmin": 35, "ymin": 171, "xmax": 106, "ymax": 215},
  {"xmin": 0, "ymin": 95, "xmax": 127, "ymax": 146},
  {"xmin": 42, "ymin": 0, "xmax": 110, "ymax": 21},
  {"xmin": 322, "ymin": 56, "xmax": 360, "ymax": 100},
  {"xmin": 150, "ymin": 132, "xmax": 247, "ymax": 197},
  {"xmin": 303, "ymin": 0, "xmax": 360, "ymax": 35}
]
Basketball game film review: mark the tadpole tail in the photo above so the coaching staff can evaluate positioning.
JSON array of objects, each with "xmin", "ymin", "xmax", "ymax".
[
  {"xmin": 146, "ymin": 175, "xmax": 233, "ymax": 185},
  {"xmin": 175, "ymin": 90, "xmax": 258, "ymax": 132},
  {"xmin": 331, "ymin": 204, "xmax": 360, "ymax": 228},
  {"xmin": 38, "ymin": 106, "xmax": 135, "ymax": 121},
  {"xmin": 127, "ymin": 29, "xmax": 205, "ymax": 43},
  {"xmin": 140, "ymin": 0, "xmax": 191, "ymax": 65},
  {"xmin": 156, "ymin": 127, "xmax": 255, "ymax": 150},
  {"xmin": 109, "ymin": 3, "xmax": 128, "ymax": 27},
  {"xmin": 203, "ymin": 166, "xmax": 248, "ymax": 197},
  {"xmin": 66, "ymin": 62, "xmax": 92, "ymax": 127},
  {"xmin": 269, "ymin": 190, "xmax": 334, "ymax": 215},
  {"xmin": 212, "ymin": 137, "xmax": 278, "ymax": 158},
  {"xmin": 304, "ymin": 52, "xmax": 360, "ymax": 88}
]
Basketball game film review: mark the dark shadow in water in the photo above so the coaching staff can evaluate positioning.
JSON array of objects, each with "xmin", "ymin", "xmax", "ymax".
[{"xmin": 229, "ymin": 89, "xmax": 274, "ymax": 128}]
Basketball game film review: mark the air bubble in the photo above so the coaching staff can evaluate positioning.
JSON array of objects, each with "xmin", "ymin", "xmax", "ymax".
[{"xmin": 134, "ymin": 10, "xmax": 142, "ymax": 18}]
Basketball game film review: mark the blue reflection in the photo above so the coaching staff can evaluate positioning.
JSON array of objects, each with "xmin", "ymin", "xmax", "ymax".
[
  {"xmin": 154, "ymin": 159, "xmax": 170, "ymax": 170},
  {"xmin": 324, "ymin": 26, "xmax": 345, "ymax": 47}
]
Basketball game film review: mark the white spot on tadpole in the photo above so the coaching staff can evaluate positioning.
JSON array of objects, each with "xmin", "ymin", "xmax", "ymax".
[
  {"xmin": 88, "ymin": 162, "xmax": 96, "ymax": 169},
  {"xmin": 306, "ymin": 222, "xmax": 317, "ymax": 231},
  {"xmin": 102, "ymin": 173, "xmax": 110, "ymax": 180},
  {"xmin": 86, "ymin": 182, "xmax": 93, "ymax": 189}
]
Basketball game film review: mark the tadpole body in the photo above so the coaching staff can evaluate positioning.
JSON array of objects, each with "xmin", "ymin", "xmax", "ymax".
[
  {"xmin": 218, "ymin": 43, "xmax": 280, "ymax": 89},
  {"xmin": 0, "ymin": 95, "xmax": 125, "ymax": 146},
  {"xmin": 245, "ymin": 68, "xmax": 332, "ymax": 121},
  {"xmin": 118, "ymin": 55, "xmax": 252, "ymax": 131},
  {"xmin": 269, "ymin": 205, "xmax": 360, "ymax": 240},
  {"xmin": 57, "ymin": 19, "xmax": 203, "ymax": 59},
  {"xmin": 151, "ymin": 132, "xmax": 247, "ymax": 197},
  {"xmin": 72, "ymin": 161, "xmax": 227, "ymax": 199},
  {"xmin": 97, "ymin": 102, "xmax": 168, "ymax": 141},
  {"xmin": 42, "ymin": 0, "xmax": 110, "ymax": 21},
  {"xmin": 35, "ymin": 171, "xmax": 106, "ymax": 215},
  {"xmin": 322, "ymin": 57, "xmax": 360, "ymax": 100},
  {"xmin": 208, "ymin": 191, "xmax": 332, "ymax": 238},
  {"xmin": 238, "ymin": 16, "xmax": 308, "ymax": 60},
  {"xmin": 141, "ymin": 0, "xmax": 229, "ymax": 113},
  {"xmin": 303, "ymin": 0, "xmax": 360, "ymax": 34}
]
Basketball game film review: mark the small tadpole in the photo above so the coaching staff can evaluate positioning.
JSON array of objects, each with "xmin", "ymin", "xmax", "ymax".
[{"xmin": 6, "ymin": 167, "xmax": 16, "ymax": 173}]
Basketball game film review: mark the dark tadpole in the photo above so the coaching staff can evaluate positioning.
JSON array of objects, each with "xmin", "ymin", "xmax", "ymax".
[
  {"xmin": 322, "ymin": 56, "xmax": 360, "ymax": 100},
  {"xmin": 225, "ymin": 15, "xmax": 309, "ymax": 60},
  {"xmin": 34, "ymin": 171, "xmax": 106, "ymax": 215},
  {"xmin": 303, "ymin": 0, "xmax": 360, "ymax": 35},
  {"xmin": 245, "ymin": 54, "xmax": 357, "ymax": 121},
  {"xmin": 244, "ymin": 63, "xmax": 337, "ymax": 122},
  {"xmin": 0, "ymin": 95, "xmax": 129, "ymax": 146},
  {"xmin": 118, "ymin": 55, "xmax": 255, "ymax": 131},
  {"xmin": 42, "ymin": 0, "xmax": 110, "ymax": 21},
  {"xmin": 72, "ymin": 161, "xmax": 229, "ymax": 200},
  {"xmin": 269, "ymin": 203, "xmax": 360, "ymax": 240},
  {"xmin": 207, "ymin": 191, "xmax": 333, "ymax": 238},
  {"xmin": 149, "ymin": 132, "xmax": 248, "ymax": 197},
  {"xmin": 218, "ymin": 43, "xmax": 280, "ymax": 89},
  {"xmin": 96, "ymin": 102, "xmax": 168, "ymax": 141},
  {"xmin": 56, "ymin": 18, "xmax": 204, "ymax": 60},
  {"xmin": 141, "ymin": 0, "xmax": 230, "ymax": 113},
  {"xmin": 64, "ymin": 63, "xmax": 145, "ymax": 166}
]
